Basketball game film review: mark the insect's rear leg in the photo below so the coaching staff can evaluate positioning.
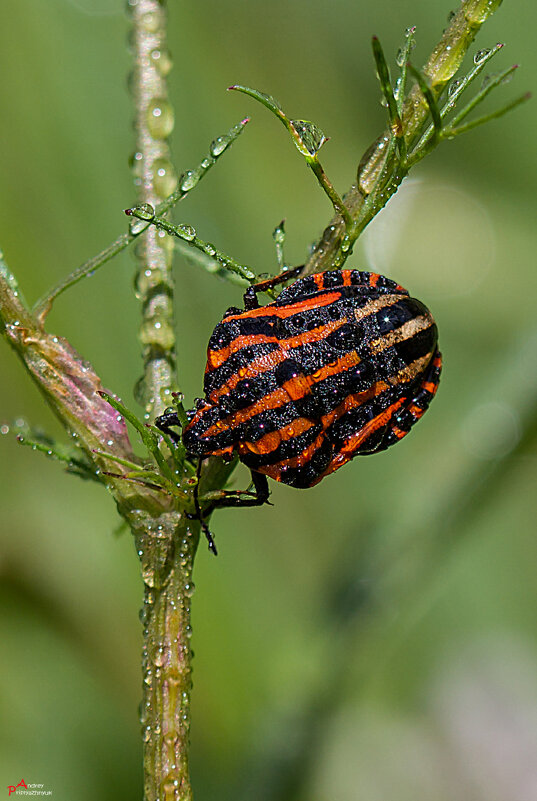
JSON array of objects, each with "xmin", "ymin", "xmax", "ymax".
[
  {"xmin": 193, "ymin": 469, "xmax": 271, "ymax": 555},
  {"xmin": 204, "ymin": 470, "xmax": 270, "ymax": 510}
]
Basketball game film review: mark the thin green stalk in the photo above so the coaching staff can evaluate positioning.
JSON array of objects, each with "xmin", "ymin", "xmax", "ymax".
[
  {"xmin": 307, "ymin": 157, "xmax": 353, "ymax": 228},
  {"xmin": 125, "ymin": 208, "xmax": 257, "ymax": 284},
  {"xmin": 372, "ymin": 36, "xmax": 403, "ymax": 138},
  {"xmin": 229, "ymin": 86, "xmax": 352, "ymax": 227}
]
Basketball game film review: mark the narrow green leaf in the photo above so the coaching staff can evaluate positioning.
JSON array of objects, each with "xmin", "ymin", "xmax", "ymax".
[
  {"xmin": 272, "ymin": 220, "xmax": 286, "ymax": 270},
  {"xmin": 444, "ymin": 91, "xmax": 530, "ymax": 137},
  {"xmin": 394, "ymin": 25, "xmax": 416, "ymax": 108},
  {"xmin": 372, "ymin": 36, "xmax": 402, "ymax": 135},
  {"xmin": 125, "ymin": 212, "xmax": 257, "ymax": 283},
  {"xmin": 97, "ymin": 391, "xmax": 176, "ymax": 482},
  {"xmin": 173, "ymin": 240, "xmax": 248, "ymax": 286},
  {"xmin": 16, "ymin": 430, "xmax": 100, "ymax": 482},
  {"xmin": 228, "ymin": 85, "xmax": 283, "ymax": 114},
  {"xmin": 448, "ymin": 63, "xmax": 520, "ymax": 129}
]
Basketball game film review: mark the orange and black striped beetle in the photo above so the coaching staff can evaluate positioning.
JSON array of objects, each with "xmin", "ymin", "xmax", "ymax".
[{"xmin": 157, "ymin": 267, "xmax": 441, "ymax": 552}]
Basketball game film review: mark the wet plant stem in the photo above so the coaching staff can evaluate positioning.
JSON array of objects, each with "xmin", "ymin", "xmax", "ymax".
[
  {"xmin": 130, "ymin": 0, "xmax": 177, "ymax": 422},
  {"xmin": 140, "ymin": 521, "xmax": 200, "ymax": 801},
  {"xmin": 128, "ymin": 3, "xmax": 195, "ymax": 800}
]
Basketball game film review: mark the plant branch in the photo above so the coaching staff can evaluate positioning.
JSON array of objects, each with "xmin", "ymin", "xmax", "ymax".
[
  {"xmin": 303, "ymin": 0, "xmax": 506, "ymax": 275},
  {"xmin": 125, "ymin": 207, "xmax": 257, "ymax": 284},
  {"xmin": 32, "ymin": 118, "xmax": 249, "ymax": 327}
]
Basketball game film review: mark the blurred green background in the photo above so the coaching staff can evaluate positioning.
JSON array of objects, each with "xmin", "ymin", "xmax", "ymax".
[{"xmin": 1, "ymin": 1, "xmax": 537, "ymax": 799}]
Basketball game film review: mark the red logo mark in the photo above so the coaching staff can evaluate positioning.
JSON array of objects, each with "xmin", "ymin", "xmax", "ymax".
[{"xmin": 7, "ymin": 780, "xmax": 27, "ymax": 796}]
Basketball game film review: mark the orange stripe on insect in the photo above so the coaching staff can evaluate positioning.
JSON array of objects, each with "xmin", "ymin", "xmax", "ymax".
[
  {"xmin": 241, "ymin": 416, "xmax": 317, "ymax": 457},
  {"xmin": 407, "ymin": 403, "xmax": 425, "ymax": 418},
  {"xmin": 423, "ymin": 381, "xmax": 438, "ymax": 394},
  {"xmin": 206, "ymin": 316, "xmax": 348, "ymax": 373},
  {"xmin": 224, "ymin": 290, "xmax": 343, "ymax": 321},
  {"xmin": 207, "ymin": 333, "xmax": 278, "ymax": 370},
  {"xmin": 208, "ymin": 349, "xmax": 288, "ymax": 402},
  {"xmin": 257, "ymin": 431, "xmax": 327, "ymax": 479},
  {"xmin": 308, "ymin": 351, "xmax": 361, "ymax": 387},
  {"xmin": 203, "ymin": 382, "xmax": 301, "ymax": 437},
  {"xmin": 279, "ymin": 317, "xmax": 347, "ymax": 349},
  {"xmin": 317, "ymin": 397, "xmax": 407, "ymax": 481},
  {"xmin": 340, "ymin": 398, "xmax": 407, "ymax": 456},
  {"xmin": 208, "ymin": 318, "xmax": 350, "ymax": 401},
  {"xmin": 391, "ymin": 425, "xmax": 407, "ymax": 439},
  {"xmin": 320, "ymin": 381, "xmax": 390, "ymax": 429}
]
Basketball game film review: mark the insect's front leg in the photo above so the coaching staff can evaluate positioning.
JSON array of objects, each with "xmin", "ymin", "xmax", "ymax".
[
  {"xmin": 243, "ymin": 265, "xmax": 304, "ymax": 310},
  {"xmin": 155, "ymin": 410, "xmax": 182, "ymax": 444}
]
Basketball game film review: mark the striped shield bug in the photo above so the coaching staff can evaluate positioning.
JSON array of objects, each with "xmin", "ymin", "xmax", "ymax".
[{"xmin": 157, "ymin": 268, "xmax": 441, "ymax": 552}]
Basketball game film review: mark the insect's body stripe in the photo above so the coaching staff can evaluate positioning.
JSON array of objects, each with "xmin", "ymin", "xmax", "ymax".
[
  {"xmin": 239, "ymin": 420, "xmax": 323, "ymax": 468},
  {"xmin": 352, "ymin": 293, "xmax": 405, "ymax": 323},
  {"xmin": 223, "ymin": 290, "xmax": 343, "ymax": 322},
  {"xmin": 368, "ymin": 313, "xmax": 434, "ymax": 354},
  {"xmin": 207, "ymin": 335, "xmax": 279, "ymax": 370},
  {"xmin": 316, "ymin": 398, "xmax": 408, "ymax": 483}
]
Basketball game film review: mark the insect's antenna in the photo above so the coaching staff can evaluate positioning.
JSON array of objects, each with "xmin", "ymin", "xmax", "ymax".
[{"xmin": 194, "ymin": 458, "xmax": 218, "ymax": 556}]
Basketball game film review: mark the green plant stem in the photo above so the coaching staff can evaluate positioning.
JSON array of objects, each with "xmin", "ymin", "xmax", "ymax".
[
  {"xmin": 127, "ymin": 4, "xmax": 197, "ymax": 801},
  {"xmin": 130, "ymin": 0, "xmax": 177, "ymax": 422},
  {"xmin": 303, "ymin": 0, "xmax": 504, "ymax": 275},
  {"xmin": 306, "ymin": 157, "xmax": 353, "ymax": 228},
  {"xmin": 140, "ymin": 520, "xmax": 199, "ymax": 801}
]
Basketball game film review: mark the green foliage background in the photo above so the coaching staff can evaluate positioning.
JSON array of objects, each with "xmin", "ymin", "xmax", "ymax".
[{"xmin": 1, "ymin": 1, "xmax": 537, "ymax": 799}]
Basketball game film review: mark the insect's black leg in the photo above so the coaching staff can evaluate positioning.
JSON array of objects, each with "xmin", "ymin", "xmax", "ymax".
[
  {"xmin": 209, "ymin": 470, "xmax": 270, "ymax": 508},
  {"xmin": 192, "ymin": 459, "xmax": 218, "ymax": 556},
  {"xmin": 243, "ymin": 265, "xmax": 304, "ymax": 310},
  {"xmin": 155, "ymin": 411, "xmax": 182, "ymax": 444},
  {"xmin": 192, "ymin": 469, "xmax": 270, "ymax": 555}
]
